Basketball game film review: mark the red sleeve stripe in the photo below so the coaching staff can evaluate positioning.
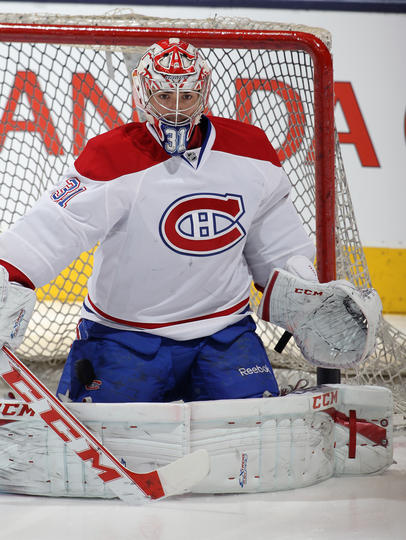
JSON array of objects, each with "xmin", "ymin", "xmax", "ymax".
[
  {"xmin": 0, "ymin": 260, "xmax": 35, "ymax": 290},
  {"xmin": 85, "ymin": 295, "xmax": 250, "ymax": 330}
]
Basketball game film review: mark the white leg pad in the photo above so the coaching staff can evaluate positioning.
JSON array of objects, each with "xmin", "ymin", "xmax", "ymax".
[
  {"xmin": 0, "ymin": 385, "xmax": 393, "ymax": 498},
  {"xmin": 189, "ymin": 395, "xmax": 335, "ymax": 493},
  {"xmin": 331, "ymin": 384, "xmax": 393, "ymax": 476}
]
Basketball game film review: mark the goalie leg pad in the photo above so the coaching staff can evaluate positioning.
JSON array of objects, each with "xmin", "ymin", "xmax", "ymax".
[
  {"xmin": 0, "ymin": 385, "xmax": 393, "ymax": 497},
  {"xmin": 189, "ymin": 394, "xmax": 335, "ymax": 493}
]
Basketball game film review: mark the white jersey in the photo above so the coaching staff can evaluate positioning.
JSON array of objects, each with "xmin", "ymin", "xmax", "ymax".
[{"xmin": 0, "ymin": 116, "xmax": 314, "ymax": 340}]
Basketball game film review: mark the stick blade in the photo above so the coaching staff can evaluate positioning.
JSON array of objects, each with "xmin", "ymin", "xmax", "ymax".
[
  {"xmin": 118, "ymin": 449, "xmax": 210, "ymax": 504},
  {"xmin": 158, "ymin": 449, "xmax": 210, "ymax": 498}
]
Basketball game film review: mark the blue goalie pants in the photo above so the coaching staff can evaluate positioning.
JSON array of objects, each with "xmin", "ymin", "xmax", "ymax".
[{"xmin": 57, "ymin": 315, "xmax": 279, "ymax": 403}]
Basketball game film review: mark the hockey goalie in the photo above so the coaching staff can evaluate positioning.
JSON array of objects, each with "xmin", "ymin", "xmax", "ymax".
[{"xmin": 0, "ymin": 38, "xmax": 391, "ymax": 500}]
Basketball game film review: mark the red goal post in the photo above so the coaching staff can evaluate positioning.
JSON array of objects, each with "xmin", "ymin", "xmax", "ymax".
[{"xmin": 0, "ymin": 14, "xmax": 404, "ymax": 421}]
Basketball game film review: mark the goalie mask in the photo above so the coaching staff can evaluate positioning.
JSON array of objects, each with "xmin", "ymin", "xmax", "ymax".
[{"xmin": 132, "ymin": 38, "xmax": 211, "ymax": 156}]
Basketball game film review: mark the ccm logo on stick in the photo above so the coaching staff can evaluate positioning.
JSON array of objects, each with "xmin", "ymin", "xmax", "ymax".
[
  {"xmin": 294, "ymin": 288, "xmax": 323, "ymax": 296},
  {"xmin": 313, "ymin": 390, "xmax": 339, "ymax": 409}
]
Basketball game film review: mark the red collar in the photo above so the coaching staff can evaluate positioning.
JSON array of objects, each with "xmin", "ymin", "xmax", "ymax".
[{"xmin": 187, "ymin": 124, "xmax": 204, "ymax": 149}]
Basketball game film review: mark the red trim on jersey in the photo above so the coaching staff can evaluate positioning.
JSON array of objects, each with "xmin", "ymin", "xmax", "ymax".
[
  {"xmin": 75, "ymin": 319, "xmax": 84, "ymax": 339},
  {"xmin": 209, "ymin": 116, "xmax": 281, "ymax": 167},
  {"xmin": 74, "ymin": 117, "xmax": 279, "ymax": 182},
  {"xmin": 0, "ymin": 260, "xmax": 35, "ymax": 289},
  {"xmin": 74, "ymin": 122, "xmax": 170, "ymax": 181},
  {"xmin": 85, "ymin": 295, "xmax": 250, "ymax": 330},
  {"xmin": 187, "ymin": 123, "xmax": 203, "ymax": 149}
]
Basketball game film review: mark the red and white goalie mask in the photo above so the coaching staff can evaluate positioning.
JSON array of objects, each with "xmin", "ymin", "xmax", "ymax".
[{"xmin": 132, "ymin": 38, "xmax": 211, "ymax": 155}]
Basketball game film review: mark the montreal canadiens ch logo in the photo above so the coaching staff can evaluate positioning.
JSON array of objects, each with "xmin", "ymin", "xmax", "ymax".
[{"xmin": 159, "ymin": 193, "xmax": 246, "ymax": 256}]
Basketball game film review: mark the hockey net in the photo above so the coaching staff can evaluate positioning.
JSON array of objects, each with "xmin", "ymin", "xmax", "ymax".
[{"xmin": 0, "ymin": 11, "xmax": 405, "ymax": 422}]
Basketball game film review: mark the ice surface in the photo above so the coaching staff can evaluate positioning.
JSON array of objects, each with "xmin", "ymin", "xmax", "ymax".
[{"xmin": 1, "ymin": 435, "xmax": 405, "ymax": 540}]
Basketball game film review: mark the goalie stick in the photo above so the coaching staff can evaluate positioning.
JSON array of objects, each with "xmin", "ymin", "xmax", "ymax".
[{"xmin": 0, "ymin": 345, "xmax": 209, "ymax": 503}]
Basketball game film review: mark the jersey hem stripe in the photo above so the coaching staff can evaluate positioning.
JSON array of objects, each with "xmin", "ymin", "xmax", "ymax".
[{"xmin": 84, "ymin": 296, "xmax": 250, "ymax": 329}]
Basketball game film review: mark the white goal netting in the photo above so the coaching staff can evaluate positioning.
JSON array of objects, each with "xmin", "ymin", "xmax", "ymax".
[{"xmin": 0, "ymin": 11, "xmax": 404, "ymax": 422}]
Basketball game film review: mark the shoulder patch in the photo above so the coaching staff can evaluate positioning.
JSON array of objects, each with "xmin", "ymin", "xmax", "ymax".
[
  {"xmin": 208, "ymin": 116, "xmax": 281, "ymax": 167},
  {"xmin": 74, "ymin": 123, "xmax": 170, "ymax": 181}
]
